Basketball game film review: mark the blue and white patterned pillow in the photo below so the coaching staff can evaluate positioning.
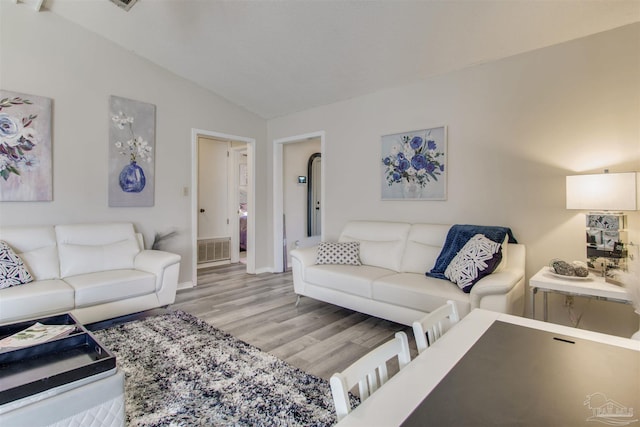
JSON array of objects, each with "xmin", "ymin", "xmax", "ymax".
[
  {"xmin": 444, "ymin": 234, "xmax": 502, "ymax": 293},
  {"xmin": 0, "ymin": 240, "xmax": 34, "ymax": 289},
  {"xmin": 315, "ymin": 241, "xmax": 361, "ymax": 265}
]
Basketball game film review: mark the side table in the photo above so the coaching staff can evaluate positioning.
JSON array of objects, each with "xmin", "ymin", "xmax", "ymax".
[{"xmin": 530, "ymin": 266, "xmax": 634, "ymax": 327}]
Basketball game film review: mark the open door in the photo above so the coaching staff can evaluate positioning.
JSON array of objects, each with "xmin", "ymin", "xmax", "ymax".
[{"xmin": 191, "ymin": 129, "xmax": 256, "ymax": 285}]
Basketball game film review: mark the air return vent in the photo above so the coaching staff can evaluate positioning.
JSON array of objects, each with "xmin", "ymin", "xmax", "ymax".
[
  {"xmin": 198, "ymin": 238, "xmax": 231, "ymax": 264},
  {"xmin": 109, "ymin": 0, "xmax": 138, "ymax": 11}
]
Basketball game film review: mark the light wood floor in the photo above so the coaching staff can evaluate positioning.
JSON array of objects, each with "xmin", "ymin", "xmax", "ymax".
[{"xmin": 172, "ymin": 263, "xmax": 417, "ymax": 380}]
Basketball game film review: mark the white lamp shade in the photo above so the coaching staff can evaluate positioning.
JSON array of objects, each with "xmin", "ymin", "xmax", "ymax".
[{"xmin": 566, "ymin": 172, "xmax": 639, "ymax": 211}]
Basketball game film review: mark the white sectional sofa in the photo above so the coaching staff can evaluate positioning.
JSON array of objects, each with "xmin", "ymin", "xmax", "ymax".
[
  {"xmin": 290, "ymin": 221, "xmax": 525, "ymax": 325},
  {"xmin": 0, "ymin": 222, "xmax": 181, "ymax": 326}
]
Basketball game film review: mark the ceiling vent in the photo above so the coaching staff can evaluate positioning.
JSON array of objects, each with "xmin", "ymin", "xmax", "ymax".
[{"xmin": 109, "ymin": 0, "xmax": 137, "ymax": 11}]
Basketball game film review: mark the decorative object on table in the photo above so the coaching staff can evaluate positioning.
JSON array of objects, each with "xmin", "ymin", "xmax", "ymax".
[
  {"xmin": 381, "ymin": 126, "xmax": 446, "ymax": 200},
  {"xmin": 0, "ymin": 322, "xmax": 75, "ymax": 349},
  {"xmin": 93, "ymin": 310, "xmax": 351, "ymax": 426},
  {"xmin": 549, "ymin": 259, "xmax": 589, "ymax": 278},
  {"xmin": 108, "ymin": 95, "xmax": 155, "ymax": 207},
  {"xmin": 566, "ymin": 170, "xmax": 638, "ymax": 278},
  {"xmin": 0, "ymin": 90, "xmax": 52, "ymax": 202}
]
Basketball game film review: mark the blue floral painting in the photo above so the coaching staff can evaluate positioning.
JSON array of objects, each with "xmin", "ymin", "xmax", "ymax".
[
  {"xmin": 381, "ymin": 126, "xmax": 447, "ymax": 200},
  {"xmin": 108, "ymin": 95, "xmax": 155, "ymax": 207},
  {"xmin": 0, "ymin": 90, "xmax": 52, "ymax": 202}
]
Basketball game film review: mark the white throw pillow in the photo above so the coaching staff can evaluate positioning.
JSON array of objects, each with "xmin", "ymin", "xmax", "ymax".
[
  {"xmin": 315, "ymin": 242, "xmax": 361, "ymax": 266},
  {"xmin": 445, "ymin": 234, "xmax": 502, "ymax": 293},
  {"xmin": 0, "ymin": 240, "xmax": 34, "ymax": 289}
]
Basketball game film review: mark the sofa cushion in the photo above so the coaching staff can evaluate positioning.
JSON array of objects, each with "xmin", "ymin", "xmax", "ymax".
[
  {"xmin": 56, "ymin": 223, "xmax": 142, "ymax": 277},
  {"xmin": 339, "ymin": 221, "xmax": 410, "ymax": 272},
  {"xmin": 445, "ymin": 234, "xmax": 503, "ymax": 292},
  {"xmin": 64, "ymin": 269, "xmax": 156, "ymax": 308},
  {"xmin": 0, "ymin": 279, "xmax": 74, "ymax": 323},
  {"xmin": 316, "ymin": 241, "xmax": 361, "ymax": 265},
  {"xmin": 0, "ymin": 241, "xmax": 34, "ymax": 289},
  {"xmin": 58, "ymin": 239, "xmax": 140, "ymax": 278},
  {"xmin": 400, "ymin": 224, "xmax": 451, "ymax": 273},
  {"xmin": 305, "ymin": 264, "xmax": 395, "ymax": 298},
  {"xmin": 372, "ymin": 273, "xmax": 470, "ymax": 316},
  {"xmin": 0, "ymin": 226, "xmax": 60, "ymax": 280}
]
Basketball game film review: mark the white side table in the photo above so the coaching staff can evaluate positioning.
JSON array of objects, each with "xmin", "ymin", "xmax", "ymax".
[{"xmin": 530, "ymin": 266, "xmax": 633, "ymax": 323}]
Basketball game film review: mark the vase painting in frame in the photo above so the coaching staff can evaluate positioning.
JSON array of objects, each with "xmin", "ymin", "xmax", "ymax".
[
  {"xmin": 108, "ymin": 95, "xmax": 155, "ymax": 207},
  {"xmin": 0, "ymin": 90, "xmax": 53, "ymax": 202},
  {"xmin": 381, "ymin": 126, "xmax": 447, "ymax": 200}
]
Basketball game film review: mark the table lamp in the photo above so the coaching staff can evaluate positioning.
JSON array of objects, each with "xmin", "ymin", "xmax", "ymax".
[{"xmin": 566, "ymin": 171, "xmax": 639, "ymax": 278}]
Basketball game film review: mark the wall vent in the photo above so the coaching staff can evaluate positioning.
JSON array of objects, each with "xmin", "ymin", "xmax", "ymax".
[
  {"xmin": 198, "ymin": 238, "xmax": 231, "ymax": 263},
  {"xmin": 109, "ymin": 0, "xmax": 138, "ymax": 11}
]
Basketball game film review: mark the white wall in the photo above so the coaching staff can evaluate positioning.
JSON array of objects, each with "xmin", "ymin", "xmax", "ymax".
[
  {"xmin": 268, "ymin": 23, "xmax": 640, "ymax": 337},
  {"xmin": 0, "ymin": 3, "xmax": 268, "ymax": 284},
  {"xmin": 283, "ymin": 138, "xmax": 321, "ymax": 266}
]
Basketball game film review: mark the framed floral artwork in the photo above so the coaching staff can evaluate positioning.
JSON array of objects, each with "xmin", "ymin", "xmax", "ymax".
[
  {"xmin": 108, "ymin": 95, "xmax": 155, "ymax": 207},
  {"xmin": 381, "ymin": 126, "xmax": 447, "ymax": 200},
  {"xmin": 0, "ymin": 90, "xmax": 53, "ymax": 202}
]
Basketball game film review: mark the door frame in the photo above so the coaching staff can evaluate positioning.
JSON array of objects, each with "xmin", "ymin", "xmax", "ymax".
[
  {"xmin": 272, "ymin": 131, "xmax": 325, "ymax": 273},
  {"xmin": 229, "ymin": 146, "xmax": 247, "ymax": 264},
  {"xmin": 191, "ymin": 128, "xmax": 256, "ymax": 285}
]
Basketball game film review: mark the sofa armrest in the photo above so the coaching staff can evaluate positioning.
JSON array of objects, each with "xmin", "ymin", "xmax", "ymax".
[
  {"xmin": 290, "ymin": 246, "xmax": 318, "ymax": 268},
  {"xmin": 469, "ymin": 268, "xmax": 524, "ymax": 308},
  {"xmin": 290, "ymin": 246, "xmax": 318, "ymax": 293},
  {"xmin": 134, "ymin": 250, "xmax": 181, "ymax": 304}
]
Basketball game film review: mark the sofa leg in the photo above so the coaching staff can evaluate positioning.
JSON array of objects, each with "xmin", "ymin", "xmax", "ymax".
[{"xmin": 295, "ymin": 295, "xmax": 302, "ymax": 307}]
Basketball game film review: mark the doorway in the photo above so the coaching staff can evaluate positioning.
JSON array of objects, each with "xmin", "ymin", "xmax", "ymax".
[
  {"xmin": 307, "ymin": 153, "xmax": 321, "ymax": 237},
  {"xmin": 191, "ymin": 129, "xmax": 256, "ymax": 285},
  {"xmin": 273, "ymin": 131, "xmax": 325, "ymax": 272}
]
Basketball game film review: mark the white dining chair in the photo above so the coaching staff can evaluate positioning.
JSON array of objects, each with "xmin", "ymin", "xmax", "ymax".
[
  {"xmin": 329, "ymin": 331, "xmax": 411, "ymax": 422},
  {"xmin": 412, "ymin": 300, "xmax": 460, "ymax": 354}
]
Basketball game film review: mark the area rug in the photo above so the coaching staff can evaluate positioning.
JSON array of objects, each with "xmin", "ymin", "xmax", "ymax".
[{"xmin": 93, "ymin": 310, "xmax": 354, "ymax": 426}]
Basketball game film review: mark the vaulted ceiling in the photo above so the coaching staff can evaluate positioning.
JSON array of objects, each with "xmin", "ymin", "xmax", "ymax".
[{"xmin": 41, "ymin": 0, "xmax": 640, "ymax": 119}]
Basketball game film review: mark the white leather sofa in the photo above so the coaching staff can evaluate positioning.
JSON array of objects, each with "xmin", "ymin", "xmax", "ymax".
[
  {"xmin": 0, "ymin": 222, "xmax": 181, "ymax": 326},
  {"xmin": 290, "ymin": 221, "xmax": 525, "ymax": 326}
]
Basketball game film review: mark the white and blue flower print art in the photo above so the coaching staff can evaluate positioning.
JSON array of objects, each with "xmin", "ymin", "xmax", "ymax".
[{"xmin": 381, "ymin": 126, "xmax": 447, "ymax": 200}]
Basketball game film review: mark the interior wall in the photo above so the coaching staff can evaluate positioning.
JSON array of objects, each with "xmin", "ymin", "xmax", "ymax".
[
  {"xmin": 268, "ymin": 23, "xmax": 640, "ymax": 337},
  {"xmin": 283, "ymin": 138, "xmax": 321, "ymax": 266},
  {"xmin": 0, "ymin": 3, "xmax": 268, "ymax": 285}
]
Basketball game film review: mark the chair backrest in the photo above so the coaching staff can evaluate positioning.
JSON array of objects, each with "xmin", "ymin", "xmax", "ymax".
[
  {"xmin": 412, "ymin": 300, "xmax": 460, "ymax": 354},
  {"xmin": 329, "ymin": 331, "xmax": 411, "ymax": 421}
]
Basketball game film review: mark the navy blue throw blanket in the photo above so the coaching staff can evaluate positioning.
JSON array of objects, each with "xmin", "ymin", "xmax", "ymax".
[{"xmin": 427, "ymin": 225, "xmax": 518, "ymax": 280}]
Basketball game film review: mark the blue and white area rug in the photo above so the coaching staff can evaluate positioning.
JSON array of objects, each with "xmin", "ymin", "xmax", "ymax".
[{"xmin": 93, "ymin": 310, "xmax": 351, "ymax": 426}]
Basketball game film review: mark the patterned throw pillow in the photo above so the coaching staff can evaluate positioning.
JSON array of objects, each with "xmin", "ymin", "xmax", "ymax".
[
  {"xmin": 315, "ymin": 242, "xmax": 362, "ymax": 266},
  {"xmin": 0, "ymin": 240, "xmax": 34, "ymax": 289},
  {"xmin": 444, "ymin": 234, "xmax": 502, "ymax": 293}
]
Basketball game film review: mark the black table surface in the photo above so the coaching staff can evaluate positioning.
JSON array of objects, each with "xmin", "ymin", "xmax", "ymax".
[{"xmin": 401, "ymin": 321, "xmax": 640, "ymax": 427}]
